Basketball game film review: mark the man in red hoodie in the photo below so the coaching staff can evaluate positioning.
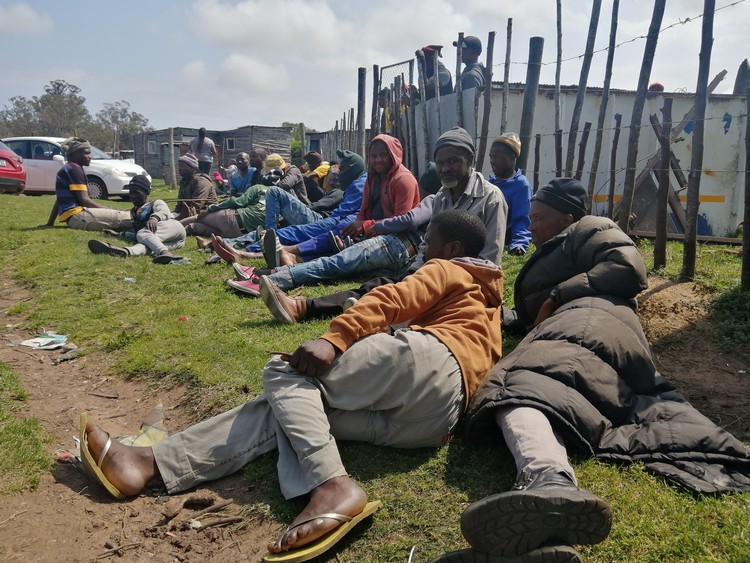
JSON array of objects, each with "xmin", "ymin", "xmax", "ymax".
[{"xmin": 227, "ymin": 133, "xmax": 420, "ymax": 296}]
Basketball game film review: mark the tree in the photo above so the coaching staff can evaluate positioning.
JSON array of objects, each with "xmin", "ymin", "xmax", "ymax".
[
  {"xmin": 34, "ymin": 79, "xmax": 91, "ymax": 137},
  {"xmin": 95, "ymin": 100, "xmax": 151, "ymax": 154},
  {"xmin": 0, "ymin": 96, "xmax": 40, "ymax": 137}
]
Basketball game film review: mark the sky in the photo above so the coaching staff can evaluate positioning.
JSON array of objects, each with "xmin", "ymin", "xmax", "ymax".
[{"xmin": 1, "ymin": 0, "xmax": 748, "ymax": 133}]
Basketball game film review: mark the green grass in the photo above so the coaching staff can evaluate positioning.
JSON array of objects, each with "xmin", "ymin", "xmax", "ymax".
[
  {"xmin": 0, "ymin": 362, "xmax": 52, "ymax": 493},
  {"xmin": 0, "ymin": 188, "xmax": 748, "ymax": 561}
]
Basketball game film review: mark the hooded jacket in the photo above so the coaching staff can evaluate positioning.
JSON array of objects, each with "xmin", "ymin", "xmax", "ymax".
[
  {"xmin": 358, "ymin": 134, "xmax": 420, "ymax": 233},
  {"xmin": 321, "ymin": 257, "xmax": 503, "ymax": 407}
]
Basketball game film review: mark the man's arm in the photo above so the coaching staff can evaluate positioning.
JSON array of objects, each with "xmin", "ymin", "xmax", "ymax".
[
  {"xmin": 368, "ymin": 194, "xmax": 435, "ymax": 234},
  {"xmin": 45, "ymin": 197, "xmax": 60, "ymax": 226}
]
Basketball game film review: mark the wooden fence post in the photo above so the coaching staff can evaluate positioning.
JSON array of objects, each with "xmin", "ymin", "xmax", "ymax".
[
  {"xmin": 682, "ymin": 0, "xmax": 715, "ymax": 280},
  {"xmin": 742, "ymin": 89, "xmax": 750, "ymax": 290},
  {"xmin": 651, "ymin": 98, "xmax": 673, "ymax": 269},
  {"xmin": 608, "ymin": 113, "xmax": 622, "ymax": 219},
  {"xmin": 533, "ymin": 133, "xmax": 541, "ymax": 192},
  {"xmin": 518, "ymin": 37, "xmax": 544, "ymax": 173},
  {"xmin": 574, "ymin": 122, "xmax": 592, "ymax": 180},
  {"xmin": 565, "ymin": 0, "xmax": 602, "ymax": 176},
  {"xmin": 455, "ymin": 32, "xmax": 464, "ymax": 128},
  {"xmin": 554, "ymin": 0, "xmax": 562, "ymax": 135},
  {"xmin": 475, "ymin": 31, "xmax": 496, "ymax": 172},
  {"xmin": 587, "ymin": 0, "xmax": 620, "ymax": 212},
  {"xmin": 357, "ymin": 67, "xmax": 367, "ymax": 157},
  {"xmin": 501, "ymin": 19, "xmax": 512, "ymax": 132},
  {"xmin": 370, "ymin": 65, "xmax": 380, "ymax": 143},
  {"xmin": 618, "ymin": 0, "xmax": 666, "ymax": 233}
]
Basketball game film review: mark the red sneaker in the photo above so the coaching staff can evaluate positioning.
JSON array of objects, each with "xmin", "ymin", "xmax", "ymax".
[
  {"xmin": 226, "ymin": 277, "xmax": 261, "ymax": 296},
  {"xmin": 232, "ymin": 263, "xmax": 255, "ymax": 280}
]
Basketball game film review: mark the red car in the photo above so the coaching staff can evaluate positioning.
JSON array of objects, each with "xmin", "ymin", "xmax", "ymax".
[{"xmin": 0, "ymin": 140, "xmax": 25, "ymax": 194}]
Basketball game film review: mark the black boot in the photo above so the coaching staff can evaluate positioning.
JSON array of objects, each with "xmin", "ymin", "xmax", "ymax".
[{"xmin": 459, "ymin": 471, "xmax": 612, "ymax": 557}]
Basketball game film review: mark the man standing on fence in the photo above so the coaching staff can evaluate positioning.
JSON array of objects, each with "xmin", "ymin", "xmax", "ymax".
[{"xmin": 454, "ymin": 35, "xmax": 486, "ymax": 91}]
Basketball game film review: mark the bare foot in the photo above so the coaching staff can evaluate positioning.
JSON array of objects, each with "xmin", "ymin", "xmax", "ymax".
[
  {"xmin": 279, "ymin": 249, "xmax": 302, "ymax": 267},
  {"xmin": 85, "ymin": 420, "xmax": 159, "ymax": 497},
  {"xmin": 267, "ymin": 475, "xmax": 367, "ymax": 553},
  {"xmin": 195, "ymin": 236, "xmax": 212, "ymax": 250},
  {"xmin": 236, "ymin": 250, "xmax": 264, "ymax": 260}
]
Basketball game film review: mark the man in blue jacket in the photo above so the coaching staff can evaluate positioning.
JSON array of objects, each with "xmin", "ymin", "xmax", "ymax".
[{"xmin": 488, "ymin": 133, "xmax": 531, "ymax": 256}]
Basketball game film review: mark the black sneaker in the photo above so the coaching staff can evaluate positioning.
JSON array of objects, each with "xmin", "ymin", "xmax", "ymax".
[
  {"xmin": 460, "ymin": 471, "xmax": 612, "ymax": 557},
  {"xmin": 88, "ymin": 239, "xmax": 128, "ymax": 258},
  {"xmin": 430, "ymin": 545, "xmax": 582, "ymax": 563},
  {"xmin": 262, "ymin": 228, "xmax": 281, "ymax": 269}
]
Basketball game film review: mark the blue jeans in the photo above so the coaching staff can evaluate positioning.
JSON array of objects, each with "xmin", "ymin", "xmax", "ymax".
[
  {"xmin": 226, "ymin": 214, "xmax": 356, "ymax": 250},
  {"xmin": 267, "ymin": 234, "xmax": 413, "ymax": 291},
  {"xmin": 265, "ymin": 186, "xmax": 323, "ymax": 230}
]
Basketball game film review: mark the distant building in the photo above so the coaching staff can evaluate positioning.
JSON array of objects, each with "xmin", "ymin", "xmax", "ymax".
[{"xmin": 133, "ymin": 125, "xmax": 294, "ymax": 183}]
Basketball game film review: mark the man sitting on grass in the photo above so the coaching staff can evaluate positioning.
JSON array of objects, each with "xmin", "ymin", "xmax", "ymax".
[
  {"xmin": 79, "ymin": 210, "xmax": 503, "ymax": 561},
  {"xmin": 44, "ymin": 137, "xmax": 132, "ymax": 232},
  {"xmin": 87, "ymin": 175, "xmax": 186, "ymax": 264}
]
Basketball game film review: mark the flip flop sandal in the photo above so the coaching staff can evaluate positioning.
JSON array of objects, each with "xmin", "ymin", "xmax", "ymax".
[
  {"xmin": 79, "ymin": 412, "xmax": 126, "ymax": 499},
  {"xmin": 263, "ymin": 500, "xmax": 382, "ymax": 563}
]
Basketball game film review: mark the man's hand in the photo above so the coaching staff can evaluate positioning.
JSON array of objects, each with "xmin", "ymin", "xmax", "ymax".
[
  {"xmin": 341, "ymin": 221, "xmax": 364, "ymax": 238},
  {"xmin": 147, "ymin": 218, "xmax": 159, "ymax": 233},
  {"xmin": 533, "ymin": 297, "xmax": 559, "ymax": 327},
  {"xmin": 509, "ymin": 247, "xmax": 526, "ymax": 256},
  {"xmin": 289, "ymin": 339, "xmax": 337, "ymax": 377}
]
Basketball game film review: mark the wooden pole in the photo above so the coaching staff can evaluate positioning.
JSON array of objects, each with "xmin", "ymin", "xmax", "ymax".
[
  {"xmin": 433, "ymin": 54, "xmax": 442, "ymax": 134},
  {"xmin": 533, "ymin": 133, "xmax": 541, "ymax": 192},
  {"xmin": 651, "ymin": 98, "xmax": 673, "ymax": 269},
  {"xmin": 370, "ymin": 64, "xmax": 380, "ymax": 143},
  {"xmin": 554, "ymin": 0, "xmax": 562, "ymax": 135},
  {"xmin": 455, "ymin": 32, "xmax": 464, "ymax": 128},
  {"xmin": 555, "ymin": 129, "xmax": 563, "ymax": 176},
  {"xmin": 742, "ymin": 88, "xmax": 750, "ymax": 290},
  {"xmin": 476, "ymin": 31, "xmax": 496, "ymax": 172},
  {"xmin": 574, "ymin": 121, "xmax": 592, "ymax": 180},
  {"xmin": 682, "ymin": 0, "xmax": 715, "ymax": 281},
  {"xmin": 518, "ymin": 37, "xmax": 544, "ymax": 173},
  {"xmin": 357, "ymin": 67, "xmax": 367, "ymax": 157},
  {"xmin": 608, "ymin": 113, "xmax": 622, "ymax": 219},
  {"xmin": 168, "ymin": 127, "xmax": 177, "ymax": 188},
  {"xmin": 349, "ymin": 108, "xmax": 355, "ymax": 152},
  {"xmin": 415, "ymin": 50, "xmax": 431, "ymax": 168},
  {"xmin": 618, "ymin": 0, "xmax": 666, "ymax": 233},
  {"xmin": 587, "ymin": 0, "xmax": 619, "ymax": 212},
  {"xmin": 565, "ymin": 0, "xmax": 602, "ymax": 176},
  {"xmin": 501, "ymin": 19, "xmax": 512, "ymax": 132},
  {"xmin": 299, "ymin": 123, "xmax": 306, "ymax": 160}
]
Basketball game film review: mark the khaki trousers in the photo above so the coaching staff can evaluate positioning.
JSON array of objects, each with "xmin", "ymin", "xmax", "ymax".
[{"xmin": 153, "ymin": 330, "xmax": 464, "ymax": 499}]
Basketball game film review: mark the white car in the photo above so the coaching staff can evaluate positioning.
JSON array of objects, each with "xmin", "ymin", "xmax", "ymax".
[{"xmin": 1, "ymin": 136, "xmax": 151, "ymax": 199}]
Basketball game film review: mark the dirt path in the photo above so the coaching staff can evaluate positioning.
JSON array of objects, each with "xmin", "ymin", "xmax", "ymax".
[
  {"xmin": 0, "ymin": 275, "xmax": 747, "ymax": 562},
  {"xmin": 0, "ymin": 279, "xmax": 278, "ymax": 562}
]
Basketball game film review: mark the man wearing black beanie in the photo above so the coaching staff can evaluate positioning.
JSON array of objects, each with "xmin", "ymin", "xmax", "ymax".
[{"xmin": 434, "ymin": 177, "xmax": 653, "ymax": 561}]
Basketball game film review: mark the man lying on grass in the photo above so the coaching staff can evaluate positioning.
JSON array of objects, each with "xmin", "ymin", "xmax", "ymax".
[
  {"xmin": 432, "ymin": 179, "xmax": 750, "ymax": 563},
  {"xmin": 79, "ymin": 209, "xmax": 503, "ymax": 562},
  {"xmin": 87, "ymin": 174, "xmax": 186, "ymax": 264}
]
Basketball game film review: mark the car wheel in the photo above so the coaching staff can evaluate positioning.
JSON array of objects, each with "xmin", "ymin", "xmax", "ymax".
[{"xmin": 87, "ymin": 177, "xmax": 108, "ymax": 199}]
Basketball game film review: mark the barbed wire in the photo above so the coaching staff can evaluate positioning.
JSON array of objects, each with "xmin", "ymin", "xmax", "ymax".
[
  {"xmin": 490, "ymin": 0, "xmax": 745, "ymax": 70},
  {"xmin": 524, "ymin": 111, "xmax": 747, "ymax": 141}
]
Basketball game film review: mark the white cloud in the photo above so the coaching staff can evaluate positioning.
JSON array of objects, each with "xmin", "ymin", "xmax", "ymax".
[
  {"xmin": 218, "ymin": 53, "xmax": 291, "ymax": 92},
  {"xmin": 0, "ymin": 3, "xmax": 54, "ymax": 36},
  {"xmin": 182, "ymin": 60, "xmax": 208, "ymax": 81}
]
